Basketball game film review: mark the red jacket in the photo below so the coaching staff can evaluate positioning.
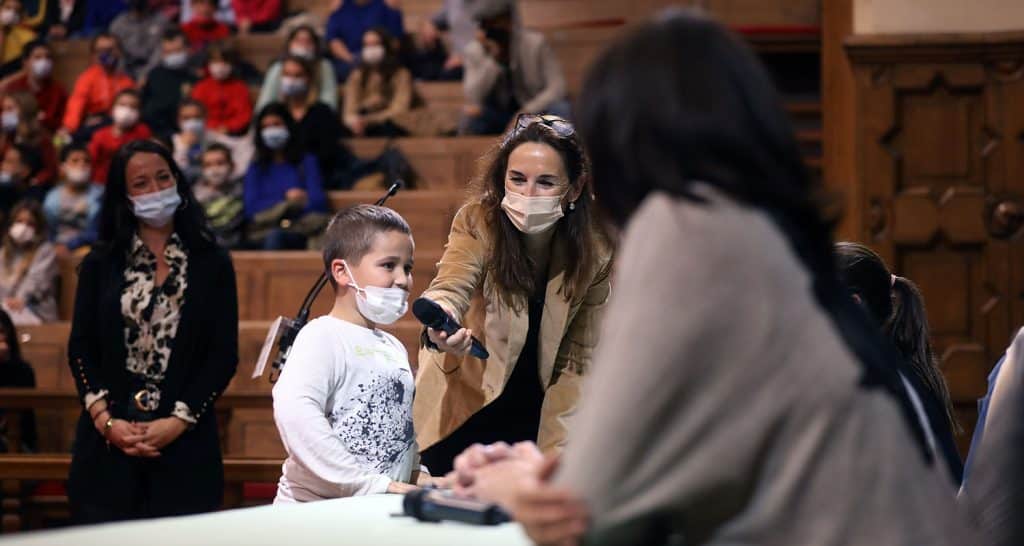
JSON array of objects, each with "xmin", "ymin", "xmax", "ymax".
[
  {"xmin": 190, "ymin": 77, "xmax": 252, "ymax": 135},
  {"xmin": 0, "ymin": 72, "xmax": 68, "ymax": 133},
  {"xmin": 232, "ymin": 0, "xmax": 282, "ymax": 25},
  {"xmin": 182, "ymin": 19, "xmax": 231, "ymax": 51},
  {"xmin": 62, "ymin": 65, "xmax": 135, "ymax": 133},
  {"xmin": 87, "ymin": 123, "xmax": 153, "ymax": 184}
]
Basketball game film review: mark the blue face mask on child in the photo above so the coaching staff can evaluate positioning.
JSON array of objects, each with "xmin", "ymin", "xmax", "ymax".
[{"xmin": 342, "ymin": 260, "xmax": 408, "ymax": 325}]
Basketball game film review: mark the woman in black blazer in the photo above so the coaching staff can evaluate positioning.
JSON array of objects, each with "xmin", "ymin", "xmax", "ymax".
[{"xmin": 67, "ymin": 139, "xmax": 238, "ymax": 523}]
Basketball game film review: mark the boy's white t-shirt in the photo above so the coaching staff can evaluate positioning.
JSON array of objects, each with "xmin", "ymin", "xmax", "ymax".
[{"xmin": 272, "ymin": 315, "xmax": 418, "ymax": 503}]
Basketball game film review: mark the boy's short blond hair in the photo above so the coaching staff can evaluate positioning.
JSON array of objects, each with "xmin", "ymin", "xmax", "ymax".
[{"xmin": 322, "ymin": 205, "xmax": 411, "ymax": 287}]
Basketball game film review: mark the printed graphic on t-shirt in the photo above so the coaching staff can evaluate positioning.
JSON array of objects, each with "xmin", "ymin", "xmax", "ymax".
[{"xmin": 329, "ymin": 367, "xmax": 415, "ymax": 473}]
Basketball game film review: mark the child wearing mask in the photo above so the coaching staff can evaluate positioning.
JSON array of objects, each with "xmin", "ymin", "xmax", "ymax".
[
  {"xmin": 0, "ymin": 41, "xmax": 67, "ymax": 133},
  {"xmin": 43, "ymin": 144, "xmax": 103, "ymax": 257},
  {"xmin": 244, "ymin": 102, "xmax": 327, "ymax": 250},
  {"xmin": 142, "ymin": 28, "xmax": 198, "ymax": 138},
  {"xmin": 192, "ymin": 143, "xmax": 242, "ymax": 248},
  {"xmin": 87, "ymin": 89, "xmax": 152, "ymax": 184},
  {"xmin": 190, "ymin": 41, "xmax": 252, "ymax": 136},
  {"xmin": 0, "ymin": 200, "xmax": 57, "ymax": 325},
  {"xmin": 343, "ymin": 27, "xmax": 412, "ymax": 137},
  {"xmin": 0, "ymin": 0, "xmax": 36, "ymax": 73},
  {"xmin": 181, "ymin": 0, "xmax": 230, "ymax": 53},
  {"xmin": 61, "ymin": 32, "xmax": 136, "ymax": 144},
  {"xmin": 0, "ymin": 143, "xmax": 40, "ymax": 214},
  {"xmin": 172, "ymin": 99, "xmax": 252, "ymax": 182},
  {"xmin": 256, "ymin": 25, "xmax": 337, "ymax": 112},
  {"xmin": 0, "ymin": 91, "xmax": 57, "ymax": 187},
  {"xmin": 272, "ymin": 204, "xmax": 430, "ymax": 503}
]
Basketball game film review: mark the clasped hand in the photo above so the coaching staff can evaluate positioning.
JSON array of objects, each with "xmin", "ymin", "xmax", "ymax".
[{"xmin": 98, "ymin": 415, "xmax": 187, "ymax": 458}]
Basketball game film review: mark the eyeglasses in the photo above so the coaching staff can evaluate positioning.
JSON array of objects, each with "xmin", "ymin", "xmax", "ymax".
[{"xmin": 502, "ymin": 113, "xmax": 575, "ymax": 146}]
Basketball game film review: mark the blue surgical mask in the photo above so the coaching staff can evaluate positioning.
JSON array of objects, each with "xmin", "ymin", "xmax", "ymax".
[
  {"xmin": 130, "ymin": 186, "xmax": 182, "ymax": 228},
  {"xmin": 261, "ymin": 126, "xmax": 290, "ymax": 150}
]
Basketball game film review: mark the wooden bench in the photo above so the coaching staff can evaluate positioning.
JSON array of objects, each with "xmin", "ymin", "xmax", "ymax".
[{"xmin": 0, "ymin": 453, "xmax": 283, "ymax": 532}]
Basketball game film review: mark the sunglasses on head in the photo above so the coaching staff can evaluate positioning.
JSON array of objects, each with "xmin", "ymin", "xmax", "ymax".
[{"xmin": 501, "ymin": 113, "xmax": 575, "ymax": 147}]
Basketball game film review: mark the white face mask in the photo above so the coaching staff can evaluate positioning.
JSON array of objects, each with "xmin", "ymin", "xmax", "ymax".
[
  {"xmin": 130, "ymin": 186, "xmax": 181, "ymax": 228},
  {"xmin": 1, "ymin": 111, "xmax": 17, "ymax": 132},
  {"xmin": 112, "ymin": 105, "xmax": 139, "ymax": 128},
  {"xmin": 280, "ymin": 76, "xmax": 308, "ymax": 98},
  {"xmin": 362, "ymin": 45, "xmax": 385, "ymax": 65},
  {"xmin": 163, "ymin": 51, "xmax": 188, "ymax": 69},
  {"xmin": 342, "ymin": 260, "xmax": 409, "ymax": 325},
  {"xmin": 500, "ymin": 191, "xmax": 566, "ymax": 234},
  {"xmin": 289, "ymin": 46, "xmax": 314, "ymax": 60},
  {"xmin": 65, "ymin": 166, "xmax": 91, "ymax": 185},
  {"xmin": 8, "ymin": 222, "xmax": 34, "ymax": 245},
  {"xmin": 202, "ymin": 165, "xmax": 230, "ymax": 185},
  {"xmin": 0, "ymin": 8, "xmax": 19, "ymax": 26},
  {"xmin": 208, "ymin": 61, "xmax": 231, "ymax": 80},
  {"xmin": 30, "ymin": 58, "xmax": 52, "ymax": 78},
  {"xmin": 181, "ymin": 117, "xmax": 205, "ymax": 135}
]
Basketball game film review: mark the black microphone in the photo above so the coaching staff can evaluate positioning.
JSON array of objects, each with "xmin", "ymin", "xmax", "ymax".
[
  {"xmin": 412, "ymin": 297, "xmax": 489, "ymax": 359},
  {"xmin": 402, "ymin": 488, "xmax": 510, "ymax": 526}
]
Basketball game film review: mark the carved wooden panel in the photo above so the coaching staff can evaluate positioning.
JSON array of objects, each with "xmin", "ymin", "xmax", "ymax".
[{"xmin": 849, "ymin": 36, "xmax": 1024, "ymax": 454}]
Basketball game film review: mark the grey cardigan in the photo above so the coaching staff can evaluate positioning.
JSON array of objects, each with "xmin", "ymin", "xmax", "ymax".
[{"xmin": 558, "ymin": 191, "xmax": 974, "ymax": 545}]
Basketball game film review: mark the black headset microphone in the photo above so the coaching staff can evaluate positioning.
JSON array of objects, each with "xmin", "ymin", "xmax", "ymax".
[{"xmin": 267, "ymin": 182, "xmax": 402, "ymax": 382}]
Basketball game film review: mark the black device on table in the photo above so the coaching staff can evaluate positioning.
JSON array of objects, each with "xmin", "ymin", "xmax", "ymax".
[{"xmin": 402, "ymin": 488, "xmax": 510, "ymax": 526}]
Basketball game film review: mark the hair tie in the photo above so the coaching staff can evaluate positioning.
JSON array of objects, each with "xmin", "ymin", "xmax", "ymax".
[{"xmin": 890, "ymin": 274, "xmax": 897, "ymax": 287}]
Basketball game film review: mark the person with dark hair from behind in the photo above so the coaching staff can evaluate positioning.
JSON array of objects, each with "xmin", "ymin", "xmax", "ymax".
[
  {"xmin": 192, "ymin": 143, "xmax": 242, "ymax": 248},
  {"xmin": 142, "ymin": 28, "xmax": 199, "ymax": 139},
  {"xmin": 109, "ymin": 0, "xmax": 169, "ymax": 79},
  {"xmin": 0, "ymin": 307, "xmax": 36, "ymax": 452},
  {"xmin": 67, "ymin": 139, "xmax": 238, "ymax": 523},
  {"xmin": 343, "ymin": 27, "xmax": 412, "ymax": 138},
  {"xmin": 244, "ymin": 102, "xmax": 327, "ymax": 250},
  {"xmin": 256, "ymin": 25, "xmax": 338, "ymax": 112},
  {"xmin": 0, "ymin": 40, "xmax": 67, "ymax": 133},
  {"xmin": 459, "ymin": 0, "xmax": 570, "ymax": 135},
  {"xmin": 0, "ymin": 199, "xmax": 56, "ymax": 325},
  {"xmin": 448, "ymin": 10, "xmax": 973, "ymax": 546},
  {"xmin": 0, "ymin": 142, "xmax": 41, "ymax": 210},
  {"xmin": 835, "ymin": 241, "xmax": 963, "ymax": 484},
  {"xmin": 60, "ymin": 32, "xmax": 135, "ymax": 144},
  {"xmin": 87, "ymin": 88, "xmax": 152, "ymax": 184},
  {"xmin": 43, "ymin": 143, "xmax": 103, "ymax": 258}
]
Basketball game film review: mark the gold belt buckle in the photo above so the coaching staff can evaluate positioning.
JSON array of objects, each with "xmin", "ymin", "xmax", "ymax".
[{"xmin": 133, "ymin": 389, "xmax": 150, "ymax": 412}]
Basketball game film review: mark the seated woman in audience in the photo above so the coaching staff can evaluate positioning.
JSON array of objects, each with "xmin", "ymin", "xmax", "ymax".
[
  {"xmin": 67, "ymin": 139, "xmax": 238, "ymax": 523},
  {"xmin": 275, "ymin": 55, "xmax": 348, "ymax": 183},
  {"xmin": 326, "ymin": 0, "xmax": 403, "ymax": 82},
  {"xmin": 0, "ymin": 0, "xmax": 37, "ymax": 77},
  {"xmin": 256, "ymin": 25, "xmax": 338, "ymax": 112},
  {"xmin": 181, "ymin": 0, "xmax": 229, "ymax": 53},
  {"xmin": 61, "ymin": 32, "xmax": 135, "ymax": 144},
  {"xmin": 190, "ymin": 40, "xmax": 252, "ymax": 136},
  {"xmin": 87, "ymin": 88, "xmax": 152, "ymax": 184},
  {"xmin": 0, "ymin": 143, "xmax": 41, "ymax": 211},
  {"xmin": 0, "ymin": 307, "xmax": 36, "ymax": 452},
  {"xmin": 192, "ymin": 143, "xmax": 242, "ymax": 248},
  {"xmin": 450, "ymin": 11, "xmax": 973, "ymax": 546},
  {"xmin": 0, "ymin": 40, "xmax": 67, "ymax": 133},
  {"xmin": 0, "ymin": 200, "xmax": 57, "ymax": 324},
  {"xmin": 343, "ymin": 27, "xmax": 412, "ymax": 138},
  {"xmin": 0, "ymin": 91, "xmax": 57, "ymax": 187},
  {"xmin": 43, "ymin": 143, "xmax": 102, "ymax": 257},
  {"xmin": 835, "ymin": 241, "xmax": 963, "ymax": 483},
  {"xmin": 109, "ymin": 0, "xmax": 169, "ymax": 79},
  {"xmin": 141, "ymin": 28, "xmax": 199, "ymax": 139},
  {"xmin": 231, "ymin": 0, "xmax": 281, "ymax": 34},
  {"xmin": 244, "ymin": 102, "xmax": 327, "ymax": 250}
]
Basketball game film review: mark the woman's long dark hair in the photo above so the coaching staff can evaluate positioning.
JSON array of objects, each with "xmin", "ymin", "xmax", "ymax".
[
  {"xmin": 473, "ymin": 122, "xmax": 602, "ymax": 310},
  {"xmin": 0, "ymin": 307, "xmax": 22, "ymax": 364},
  {"xmin": 576, "ymin": 9, "xmax": 934, "ymax": 458},
  {"xmin": 98, "ymin": 139, "xmax": 215, "ymax": 256},
  {"xmin": 253, "ymin": 102, "xmax": 303, "ymax": 168},
  {"xmin": 836, "ymin": 242, "xmax": 960, "ymax": 432}
]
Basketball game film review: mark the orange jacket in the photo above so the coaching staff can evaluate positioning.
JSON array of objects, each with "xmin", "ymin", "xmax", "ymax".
[{"xmin": 62, "ymin": 64, "xmax": 135, "ymax": 133}]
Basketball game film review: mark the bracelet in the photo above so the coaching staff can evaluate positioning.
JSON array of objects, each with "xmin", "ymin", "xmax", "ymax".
[{"xmin": 103, "ymin": 417, "xmax": 114, "ymax": 438}]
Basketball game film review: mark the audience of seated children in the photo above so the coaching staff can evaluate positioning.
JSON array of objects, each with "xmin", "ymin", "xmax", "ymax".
[
  {"xmin": 190, "ymin": 39, "xmax": 251, "ymax": 136},
  {"xmin": 43, "ymin": 143, "xmax": 101, "ymax": 257},
  {"xmin": 109, "ymin": 0, "xmax": 169, "ymax": 78},
  {"xmin": 0, "ymin": 91, "xmax": 57, "ymax": 187},
  {"xmin": 256, "ymin": 24, "xmax": 338, "ymax": 112},
  {"xmin": 61, "ymin": 31, "xmax": 135, "ymax": 143},
  {"xmin": 87, "ymin": 88, "xmax": 152, "ymax": 184},
  {"xmin": 192, "ymin": 142, "xmax": 242, "ymax": 248},
  {"xmin": 0, "ymin": 199, "xmax": 56, "ymax": 324},
  {"xmin": 141, "ymin": 27, "xmax": 198, "ymax": 138},
  {"xmin": 0, "ymin": 40, "xmax": 66, "ymax": 133},
  {"xmin": 272, "ymin": 204, "xmax": 430, "ymax": 503},
  {"xmin": 343, "ymin": 27, "xmax": 412, "ymax": 138},
  {"xmin": 181, "ymin": 0, "xmax": 229, "ymax": 53},
  {"xmin": 326, "ymin": 0, "xmax": 402, "ymax": 82},
  {"xmin": 244, "ymin": 102, "xmax": 327, "ymax": 250}
]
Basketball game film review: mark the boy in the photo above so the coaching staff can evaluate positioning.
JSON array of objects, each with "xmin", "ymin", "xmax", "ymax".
[
  {"xmin": 87, "ymin": 88, "xmax": 152, "ymax": 184},
  {"xmin": 192, "ymin": 143, "xmax": 242, "ymax": 248},
  {"xmin": 273, "ymin": 205, "xmax": 429, "ymax": 503},
  {"xmin": 142, "ymin": 28, "xmax": 198, "ymax": 138},
  {"xmin": 43, "ymin": 144, "xmax": 103, "ymax": 257}
]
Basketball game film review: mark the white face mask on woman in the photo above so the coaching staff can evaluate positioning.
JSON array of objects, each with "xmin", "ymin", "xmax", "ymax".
[
  {"xmin": 342, "ymin": 260, "xmax": 408, "ymax": 325},
  {"xmin": 500, "ymin": 191, "xmax": 567, "ymax": 234},
  {"xmin": 130, "ymin": 186, "xmax": 181, "ymax": 228},
  {"xmin": 361, "ymin": 45, "xmax": 385, "ymax": 65},
  {"xmin": 8, "ymin": 222, "xmax": 34, "ymax": 245}
]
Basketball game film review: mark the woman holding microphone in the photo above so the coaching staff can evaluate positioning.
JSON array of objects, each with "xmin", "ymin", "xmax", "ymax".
[{"xmin": 415, "ymin": 115, "xmax": 613, "ymax": 474}]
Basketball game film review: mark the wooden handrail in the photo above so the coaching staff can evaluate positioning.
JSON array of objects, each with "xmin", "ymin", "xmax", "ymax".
[
  {"xmin": 0, "ymin": 453, "xmax": 282, "ymax": 483},
  {"xmin": 0, "ymin": 389, "xmax": 272, "ymax": 410}
]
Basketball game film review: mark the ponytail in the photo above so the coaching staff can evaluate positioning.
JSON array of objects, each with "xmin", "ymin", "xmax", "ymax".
[{"xmin": 886, "ymin": 276, "xmax": 961, "ymax": 433}]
